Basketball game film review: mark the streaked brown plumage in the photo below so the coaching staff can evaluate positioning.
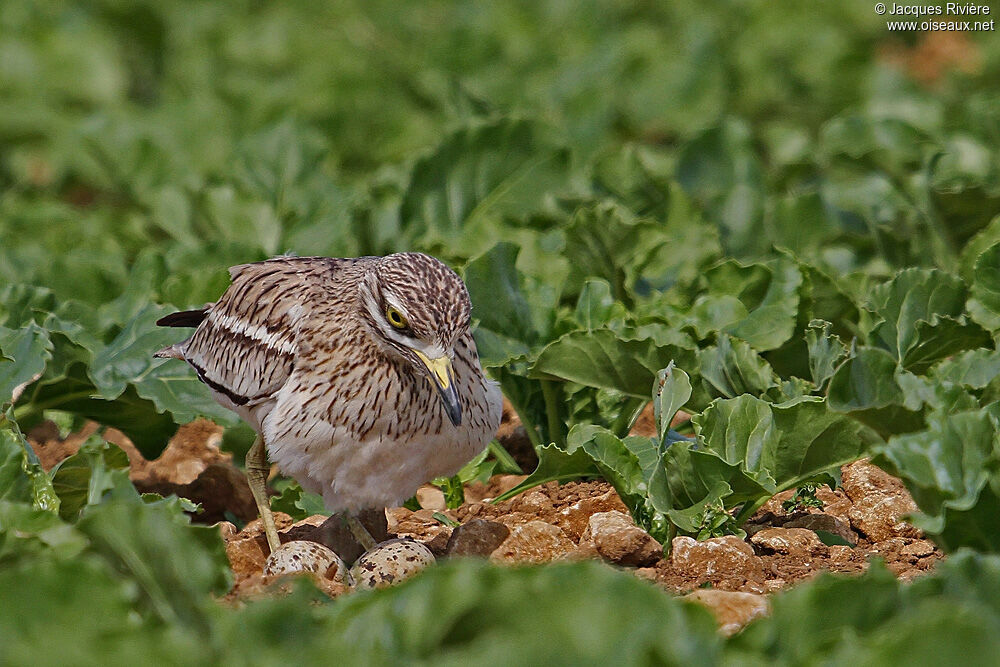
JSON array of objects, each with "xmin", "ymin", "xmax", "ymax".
[{"xmin": 156, "ymin": 253, "xmax": 502, "ymax": 551}]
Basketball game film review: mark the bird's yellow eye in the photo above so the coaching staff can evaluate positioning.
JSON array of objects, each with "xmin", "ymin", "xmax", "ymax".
[{"xmin": 386, "ymin": 306, "xmax": 408, "ymax": 329}]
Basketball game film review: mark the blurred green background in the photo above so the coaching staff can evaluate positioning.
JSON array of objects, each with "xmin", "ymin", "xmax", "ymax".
[{"xmin": 2, "ymin": 0, "xmax": 998, "ymax": 307}]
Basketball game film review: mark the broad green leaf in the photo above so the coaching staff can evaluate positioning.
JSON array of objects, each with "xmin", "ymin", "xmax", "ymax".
[
  {"xmin": 932, "ymin": 348, "xmax": 1000, "ymax": 389},
  {"xmin": 0, "ymin": 420, "xmax": 59, "ymax": 512},
  {"xmin": 270, "ymin": 481, "xmax": 328, "ymax": 521},
  {"xmin": 654, "ymin": 364, "xmax": 692, "ymax": 443},
  {"xmin": 27, "ymin": 363, "xmax": 178, "ymax": 459},
  {"xmin": 77, "ymin": 500, "xmax": 231, "ymax": 634},
  {"xmin": 827, "ymin": 346, "xmax": 925, "ymax": 438},
  {"xmin": 696, "ymin": 334, "xmax": 779, "ymax": 403},
  {"xmin": 695, "ymin": 395, "xmax": 864, "ymax": 493},
  {"xmin": 531, "ymin": 329, "xmax": 695, "ymax": 398},
  {"xmin": 804, "ymin": 319, "xmax": 848, "ymax": 389},
  {"xmin": 574, "ymin": 279, "xmax": 627, "ymax": 331},
  {"xmin": 49, "ymin": 436, "xmax": 132, "ymax": 521},
  {"xmin": 865, "ymin": 268, "xmax": 990, "ymax": 371},
  {"xmin": 967, "ymin": 242, "xmax": 1000, "ymax": 331},
  {"xmin": 877, "ymin": 409, "xmax": 1000, "ymax": 553},
  {"xmin": 399, "ymin": 118, "xmax": 573, "ymax": 251},
  {"xmin": 464, "ymin": 242, "xmax": 540, "ymax": 364},
  {"xmin": 0, "ymin": 323, "xmax": 52, "ymax": 405},
  {"xmin": 676, "ymin": 119, "xmax": 766, "ymax": 257},
  {"xmin": 493, "ymin": 443, "xmax": 597, "ymax": 502}
]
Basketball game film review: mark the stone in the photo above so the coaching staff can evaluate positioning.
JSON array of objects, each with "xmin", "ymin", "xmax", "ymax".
[
  {"xmin": 446, "ymin": 519, "xmax": 510, "ymax": 558},
  {"xmin": 670, "ymin": 536, "xmax": 764, "ymax": 585},
  {"xmin": 828, "ymin": 545, "xmax": 853, "ymax": 564},
  {"xmin": 490, "ymin": 520, "xmax": 576, "ymax": 565},
  {"xmin": 684, "ymin": 589, "xmax": 770, "ymax": 636},
  {"xmin": 750, "ymin": 527, "xmax": 828, "ymax": 557},
  {"xmin": 515, "ymin": 489, "xmax": 553, "ymax": 514},
  {"xmin": 901, "ymin": 539, "xmax": 936, "ymax": 558},
  {"xmin": 416, "ymin": 484, "xmax": 447, "ymax": 511},
  {"xmin": 310, "ymin": 508, "xmax": 390, "ymax": 565},
  {"xmin": 581, "ymin": 511, "xmax": 662, "ymax": 567},
  {"xmin": 841, "ymin": 460, "xmax": 921, "ymax": 541},
  {"xmin": 555, "ymin": 489, "xmax": 630, "ymax": 541},
  {"xmin": 783, "ymin": 513, "xmax": 858, "ymax": 546}
]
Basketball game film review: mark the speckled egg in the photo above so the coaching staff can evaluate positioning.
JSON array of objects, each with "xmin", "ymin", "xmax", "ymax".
[
  {"xmin": 263, "ymin": 540, "xmax": 347, "ymax": 583},
  {"xmin": 350, "ymin": 538, "xmax": 435, "ymax": 590}
]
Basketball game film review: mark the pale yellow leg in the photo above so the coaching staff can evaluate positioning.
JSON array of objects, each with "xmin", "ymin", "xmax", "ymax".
[
  {"xmin": 246, "ymin": 435, "xmax": 281, "ymax": 553},
  {"xmin": 345, "ymin": 513, "xmax": 378, "ymax": 552}
]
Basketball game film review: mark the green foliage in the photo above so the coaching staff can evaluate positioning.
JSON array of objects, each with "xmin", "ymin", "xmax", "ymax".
[{"xmin": 3, "ymin": 0, "xmax": 1000, "ymax": 659}]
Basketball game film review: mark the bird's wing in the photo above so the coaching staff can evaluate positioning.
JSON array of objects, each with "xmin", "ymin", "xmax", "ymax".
[{"xmin": 178, "ymin": 257, "xmax": 342, "ymax": 407}]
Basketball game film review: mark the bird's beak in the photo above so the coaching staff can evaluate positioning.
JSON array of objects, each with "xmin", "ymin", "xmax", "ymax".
[{"xmin": 413, "ymin": 350, "xmax": 462, "ymax": 426}]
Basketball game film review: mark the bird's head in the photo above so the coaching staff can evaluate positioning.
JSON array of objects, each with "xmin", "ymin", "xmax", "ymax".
[{"xmin": 358, "ymin": 252, "xmax": 472, "ymax": 426}]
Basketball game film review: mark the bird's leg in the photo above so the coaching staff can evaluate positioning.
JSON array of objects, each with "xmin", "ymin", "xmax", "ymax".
[
  {"xmin": 245, "ymin": 434, "xmax": 281, "ymax": 554},
  {"xmin": 344, "ymin": 513, "xmax": 378, "ymax": 552}
]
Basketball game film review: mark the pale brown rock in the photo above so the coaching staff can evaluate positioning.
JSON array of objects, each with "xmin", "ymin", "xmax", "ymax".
[
  {"xmin": 750, "ymin": 527, "xmax": 828, "ymax": 557},
  {"xmin": 829, "ymin": 545, "xmax": 853, "ymax": 564},
  {"xmin": 446, "ymin": 519, "xmax": 510, "ymax": 558},
  {"xmin": 490, "ymin": 520, "xmax": 576, "ymax": 565},
  {"xmin": 842, "ymin": 460, "xmax": 921, "ymax": 541},
  {"xmin": 685, "ymin": 589, "xmax": 770, "ymax": 636},
  {"xmin": 670, "ymin": 536, "xmax": 764, "ymax": 585},
  {"xmin": 580, "ymin": 511, "xmax": 662, "ymax": 567},
  {"xmin": 554, "ymin": 489, "xmax": 631, "ymax": 541},
  {"xmin": 901, "ymin": 539, "xmax": 936, "ymax": 558},
  {"xmin": 416, "ymin": 484, "xmax": 447, "ymax": 511},
  {"xmin": 515, "ymin": 489, "xmax": 553, "ymax": 514},
  {"xmin": 783, "ymin": 513, "xmax": 858, "ymax": 546}
]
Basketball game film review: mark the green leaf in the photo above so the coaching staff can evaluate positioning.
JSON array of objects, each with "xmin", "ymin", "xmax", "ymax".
[
  {"xmin": 493, "ymin": 443, "xmax": 597, "ymax": 502},
  {"xmin": 574, "ymin": 279, "xmax": 627, "ymax": 331},
  {"xmin": 531, "ymin": 329, "xmax": 695, "ymax": 398},
  {"xmin": 805, "ymin": 319, "xmax": 848, "ymax": 389},
  {"xmin": 931, "ymin": 348, "xmax": 1000, "ymax": 389},
  {"xmin": 864, "ymin": 268, "xmax": 990, "ymax": 371},
  {"xmin": 968, "ymin": 242, "xmax": 1000, "ymax": 331},
  {"xmin": 399, "ymin": 118, "xmax": 574, "ymax": 251},
  {"xmin": 77, "ymin": 500, "xmax": 231, "ymax": 635},
  {"xmin": 827, "ymin": 346, "xmax": 925, "ymax": 438},
  {"xmin": 654, "ymin": 364, "xmax": 692, "ymax": 443},
  {"xmin": 270, "ymin": 481, "xmax": 328, "ymax": 521},
  {"xmin": 696, "ymin": 334, "xmax": 778, "ymax": 403},
  {"xmin": 464, "ymin": 242, "xmax": 541, "ymax": 365},
  {"xmin": 50, "ymin": 436, "xmax": 133, "ymax": 521},
  {"xmin": 0, "ymin": 323, "xmax": 52, "ymax": 406},
  {"xmin": 876, "ymin": 409, "xmax": 1000, "ymax": 553},
  {"xmin": 0, "ymin": 419, "xmax": 59, "ymax": 512}
]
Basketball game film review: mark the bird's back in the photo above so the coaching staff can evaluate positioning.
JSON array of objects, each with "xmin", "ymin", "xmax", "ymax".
[{"xmin": 158, "ymin": 256, "xmax": 367, "ymax": 427}]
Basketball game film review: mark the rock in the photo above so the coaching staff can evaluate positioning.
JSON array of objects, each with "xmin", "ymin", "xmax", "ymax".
[
  {"xmin": 901, "ymin": 539, "xmax": 936, "ymax": 558},
  {"xmin": 446, "ymin": 519, "xmax": 510, "ymax": 557},
  {"xmin": 515, "ymin": 489, "xmax": 553, "ymax": 514},
  {"xmin": 555, "ymin": 489, "xmax": 630, "ymax": 541},
  {"xmin": 311, "ymin": 508, "xmax": 390, "ymax": 565},
  {"xmin": 263, "ymin": 540, "xmax": 347, "ymax": 584},
  {"xmin": 750, "ymin": 527, "xmax": 828, "ymax": 557},
  {"xmin": 829, "ymin": 545, "xmax": 853, "ymax": 564},
  {"xmin": 490, "ymin": 520, "xmax": 576, "ymax": 565},
  {"xmin": 670, "ymin": 536, "xmax": 764, "ymax": 586},
  {"xmin": 684, "ymin": 590, "xmax": 770, "ymax": 636},
  {"xmin": 216, "ymin": 521, "xmax": 238, "ymax": 540},
  {"xmin": 351, "ymin": 539, "xmax": 435, "ymax": 590},
  {"xmin": 416, "ymin": 484, "xmax": 447, "ymax": 511},
  {"xmin": 581, "ymin": 511, "xmax": 662, "ymax": 567},
  {"xmin": 783, "ymin": 513, "xmax": 858, "ymax": 546},
  {"xmin": 841, "ymin": 460, "xmax": 921, "ymax": 541}
]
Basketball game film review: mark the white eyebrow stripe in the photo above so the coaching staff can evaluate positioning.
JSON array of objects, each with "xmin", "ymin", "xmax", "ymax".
[{"xmin": 208, "ymin": 311, "xmax": 297, "ymax": 355}]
